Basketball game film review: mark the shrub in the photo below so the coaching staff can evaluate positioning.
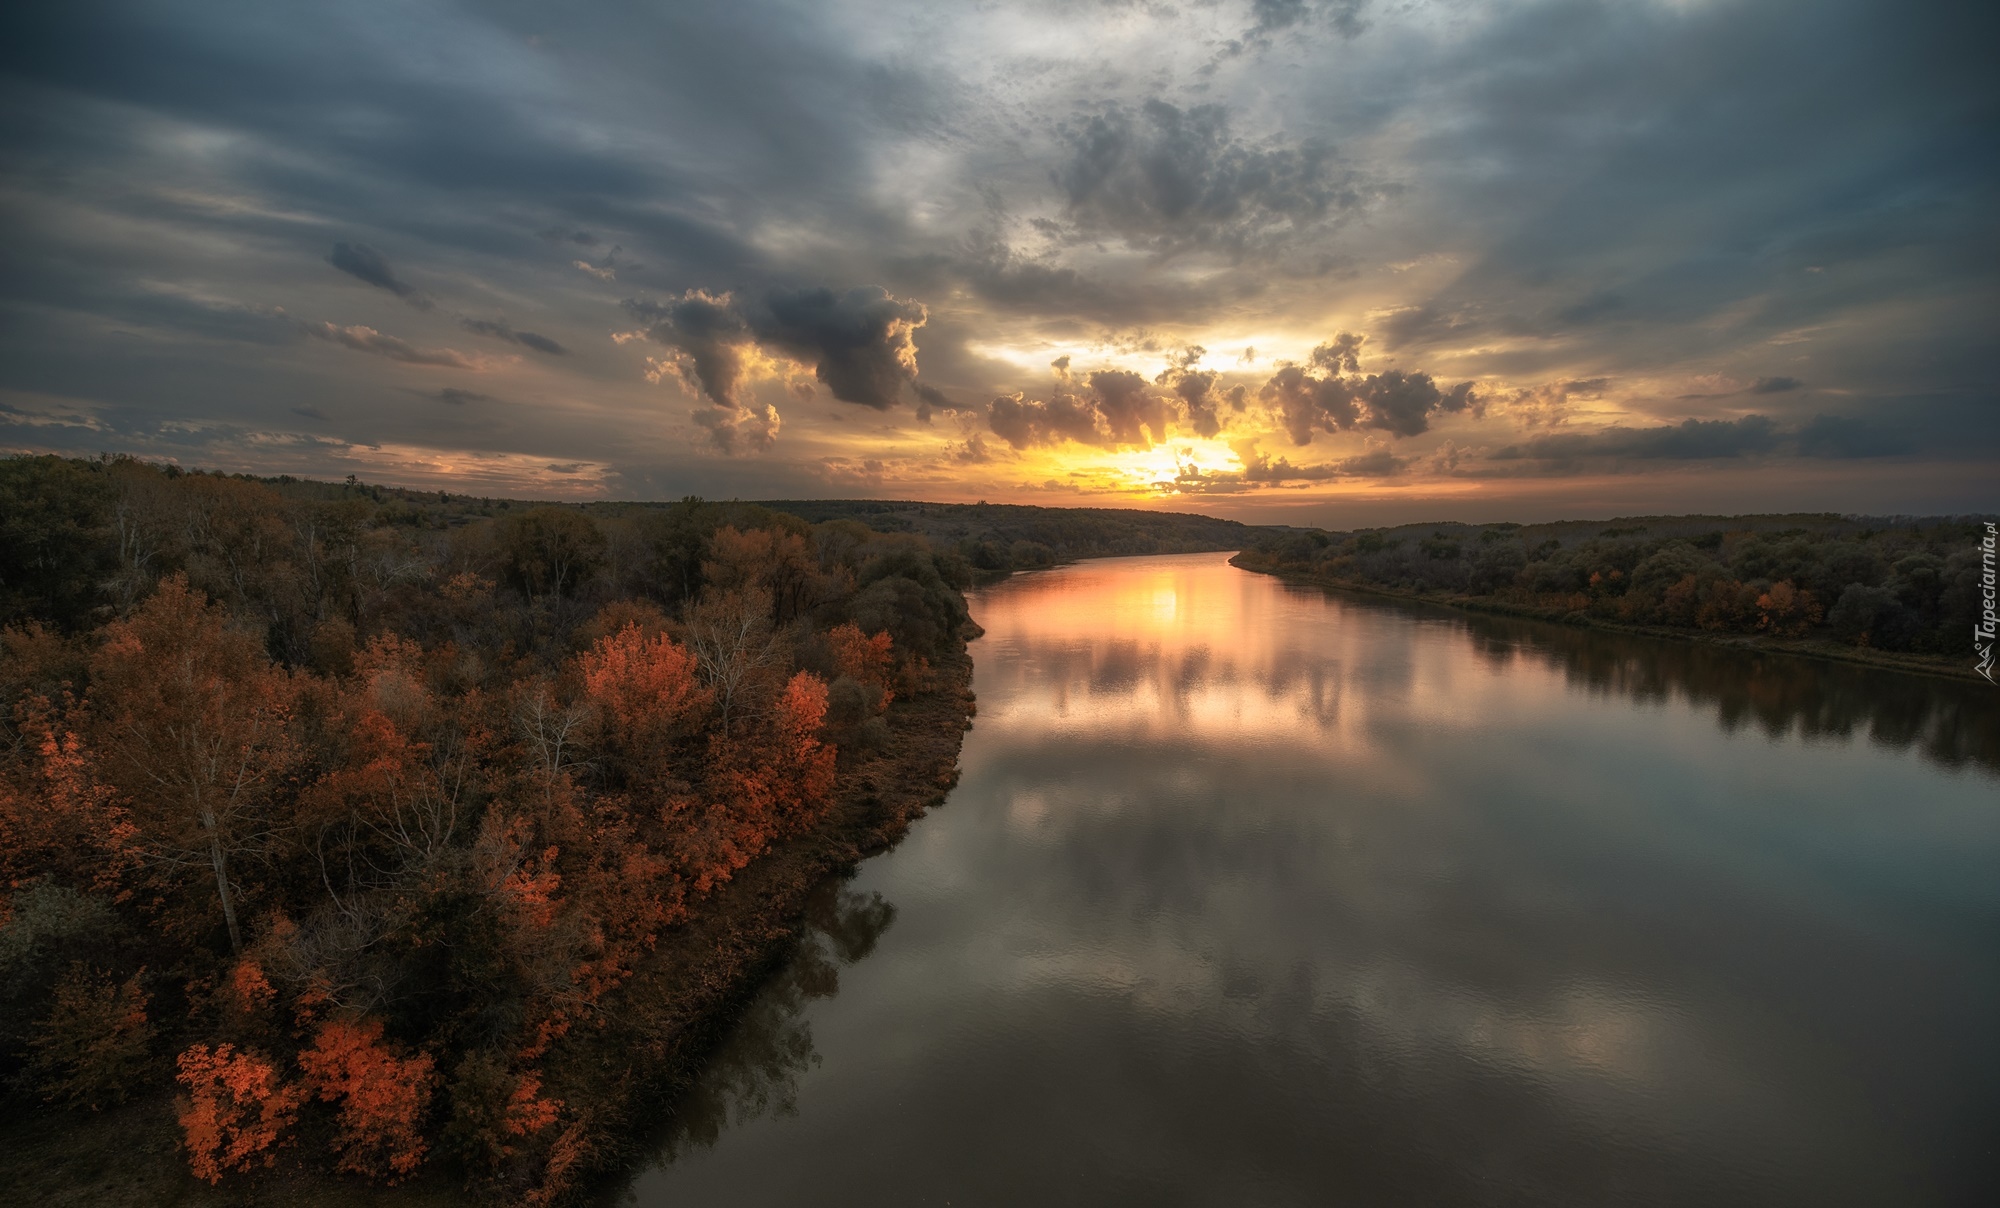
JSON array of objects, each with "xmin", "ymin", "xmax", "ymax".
[
  {"xmin": 298, "ymin": 1016, "xmax": 437, "ymax": 1181},
  {"xmin": 175, "ymin": 1043, "xmax": 304, "ymax": 1182},
  {"xmin": 25, "ymin": 964, "xmax": 153, "ymax": 1109}
]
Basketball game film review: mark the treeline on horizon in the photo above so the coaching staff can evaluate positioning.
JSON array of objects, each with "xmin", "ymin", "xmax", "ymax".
[
  {"xmin": 750, "ymin": 498, "xmax": 1254, "ymax": 577},
  {"xmin": 1238, "ymin": 512, "xmax": 1991, "ymax": 659},
  {"xmin": 0, "ymin": 453, "xmax": 972, "ymax": 1199}
]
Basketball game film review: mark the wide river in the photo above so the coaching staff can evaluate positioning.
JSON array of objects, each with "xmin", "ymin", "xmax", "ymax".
[{"xmin": 621, "ymin": 552, "xmax": 2000, "ymax": 1206}]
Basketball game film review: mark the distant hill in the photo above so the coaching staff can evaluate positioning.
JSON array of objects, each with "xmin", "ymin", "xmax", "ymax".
[{"xmin": 753, "ymin": 499, "xmax": 1262, "ymax": 577}]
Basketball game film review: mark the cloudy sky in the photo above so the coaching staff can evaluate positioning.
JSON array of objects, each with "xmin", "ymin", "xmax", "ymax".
[{"xmin": 1, "ymin": 0, "xmax": 1994, "ymax": 524}]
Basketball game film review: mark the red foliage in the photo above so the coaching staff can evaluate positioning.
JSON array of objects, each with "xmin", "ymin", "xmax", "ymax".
[
  {"xmin": 693, "ymin": 670, "xmax": 838, "ymax": 886},
  {"xmin": 827, "ymin": 622, "xmax": 896, "ymax": 705},
  {"xmin": 175, "ymin": 1043, "xmax": 304, "ymax": 1183},
  {"xmin": 503, "ymin": 1069, "xmax": 563, "ymax": 1139},
  {"xmin": 0, "ymin": 702, "xmax": 137, "ymax": 899},
  {"xmin": 577, "ymin": 623, "xmax": 712, "ymax": 786},
  {"xmin": 1757, "ymin": 580, "xmax": 1822, "ymax": 636},
  {"xmin": 772, "ymin": 671, "xmax": 837, "ymax": 822},
  {"xmin": 224, "ymin": 957, "xmax": 276, "ymax": 1021},
  {"xmin": 297, "ymin": 1016, "xmax": 437, "ymax": 1181}
]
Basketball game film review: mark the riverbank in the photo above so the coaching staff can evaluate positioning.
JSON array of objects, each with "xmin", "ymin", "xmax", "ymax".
[
  {"xmin": 1230, "ymin": 554, "xmax": 1987, "ymax": 685},
  {"xmin": 0, "ymin": 631, "xmax": 980, "ymax": 1207}
]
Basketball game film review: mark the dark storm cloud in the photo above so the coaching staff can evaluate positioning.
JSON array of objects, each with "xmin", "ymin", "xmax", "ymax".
[
  {"xmin": 1052, "ymin": 99, "xmax": 1365, "ymax": 256},
  {"xmin": 0, "ymin": 0, "xmax": 1992, "ymax": 509},
  {"xmin": 1679, "ymin": 376, "xmax": 1807, "ymax": 401},
  {"xmin": 1156, "ymin": 347, "xmax": 1223, "ymax": 438},
  {"xmin": 988, "ymin": 392, "xmax": 1106, "ymax": 450},
  {"xmin": 1088, "ymin": 370, "xmax": 1170, "ymax": 446},
  {"xmin": 624, "ymin": 285, "xmax": 928, "ymax": 418},
  {"xmin": 751, "ymin": 287, "xmax": 927, "ymax": 410},
  {"xmin": 623, "ymin": 292, "xmax": 752, "ymax": 408},
  {"xmin": 1354, "ymin": 0, "xmax": 1999, "ymax": 398},
  {"xmin": 0, "ymin": 0, "xmax": 930, "ymax": 306},
  {"xmin": 619, "ymin": 290, "xmax": 777, "ymax": 453},
  {"xmin": 433, "ymin": 388, "xmax": 492, "ymax": 406},
  {"xmin": 326, "ymin": 243, "xmax": 431, "ymax": 309},
  {"xmin": 984, "ymin": 364, "xmax": 1171, "ymax": 450},
  {"xmin": 1795, "ymin": 413, "xmax": 1915, "ymax": 458},
  {"xmin": 1243, "ymin": 448, "xmax": 1404, "ymax": 482},
  {"xmin": 912, "ymin": 382, "xmax": 956, "ymax": 425},
  {"xmin": 1260, "ymin": 335, "xmax": 1478, "ymax": 443},
  {"xmin": 460, "ymin": 319, "xmax": 568, "ymax": 356},
  {"xmin": 624, "ymin": 282, "xmax": 929, "ymax": 454},
  {"xmin": 1489, "ymin": 417, "xmax": 1781, "ymax": 463},
  {"xmin": 1164, "ymin": 445, "xmax": 1406, "ymax": 494}
]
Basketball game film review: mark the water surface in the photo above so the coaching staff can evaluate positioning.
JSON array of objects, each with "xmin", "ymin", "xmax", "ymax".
[{"xmin": 622, "ymin": 552, "xmax": 2000, "ymax": 1207}]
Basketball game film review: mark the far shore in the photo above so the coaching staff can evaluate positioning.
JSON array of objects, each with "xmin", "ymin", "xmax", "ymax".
[{"xmin": 1230, "ymin": 555, "xmax": 1987, "ymax": 685}]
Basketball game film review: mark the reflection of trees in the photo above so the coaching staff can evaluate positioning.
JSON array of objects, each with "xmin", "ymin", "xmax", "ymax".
[
  {"xmin": 1445, "ymin": 606, "xmax": 2000, "ymax": 773},
  {"xmin": 641, "ymin": 881, "xmax": 895, "ymax": 1165}
]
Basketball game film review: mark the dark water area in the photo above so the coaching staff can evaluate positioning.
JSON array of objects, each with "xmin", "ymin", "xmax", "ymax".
[{"xmin": 618, "ymin": 552, "xmax": 2000, "ymax": 1206}]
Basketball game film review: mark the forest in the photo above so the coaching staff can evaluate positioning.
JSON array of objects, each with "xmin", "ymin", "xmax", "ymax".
[
  {"xmin": 0, "ymin": 454, "xmax": 975, "ymax": 1202},
  {"xmin": 750, "ymin": 498, "xmax": 1257, "ymax": 577},
  {"xmin": 1234, "ymin": 512, "xmax": 1991, "ymax": 666}
]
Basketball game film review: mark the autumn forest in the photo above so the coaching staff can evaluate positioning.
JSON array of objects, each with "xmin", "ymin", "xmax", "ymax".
[{"xmin": 0, "ymin": 454, "xmax": 978, "ymax": 1203}]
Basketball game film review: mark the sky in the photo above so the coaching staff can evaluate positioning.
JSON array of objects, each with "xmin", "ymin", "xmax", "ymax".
[{"xmin": 1, "ymin": 0, "xmax": 1995, "ymax": 526}]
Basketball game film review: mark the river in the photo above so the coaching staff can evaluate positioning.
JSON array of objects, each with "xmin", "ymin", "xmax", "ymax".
[{"xmin": 618, "ymin": 551, "xmax": 2000, "ymax": 1207}]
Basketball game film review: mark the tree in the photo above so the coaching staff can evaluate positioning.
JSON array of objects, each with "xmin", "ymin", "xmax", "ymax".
[
  {"xmin": 498, "ymin": 508, "xmax": 606, "ymax": 603},
  {"xmin": 88, "ymin": 577, "xmax": 299, "ymax": 952},
  {"xmin": 1756, "ymin": 580, "xmax": 1822, "ymax": 637},
  {"xmin": 0, "ymin": 455, "xmax": 115, "ymax": 630},
  {"xmin": 705, "ymin": 525, "xmax": 827, "ymax": 625},
  {"xmin": 682, "ymin": 588, "xmax": 786, "ymax": 733},
  {"xmin": 26, "ymin": 963, "xmax": 154, "ymax": 1109},
  {"xmin": 576, "ymin": 623, "xmax": 711, "ymax": 787},
  {"xmin": 769, "ymin": 672, "xmax": 835, "ymax": 828},
  {"xmin": 826, "ymin": 622, "xmax": 895, "ymax": 706},
  {"xmin": 440, "ymin": 1051, "xmax": 562, "ymax": 1174}
]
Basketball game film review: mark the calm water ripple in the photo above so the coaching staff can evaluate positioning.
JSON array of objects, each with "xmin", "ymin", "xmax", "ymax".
[{"xmin": 619, "ymin": 552, "xmax": 2000, "ymax": 1207}]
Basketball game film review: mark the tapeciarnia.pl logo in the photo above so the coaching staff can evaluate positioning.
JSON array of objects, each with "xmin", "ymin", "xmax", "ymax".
[{"xmin": 1977, "ymin": 521, "xmax": 1997, "ymax": 684}]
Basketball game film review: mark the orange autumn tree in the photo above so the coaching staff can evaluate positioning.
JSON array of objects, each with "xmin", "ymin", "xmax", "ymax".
[
  {"xmin": 771, "ymin": 671, "xmax": 836, "ymax": 828},
  {"xmin": 1757, "ymin": 580, "xmax": 1823, "ymax": 637},
  {"xmin": 175, "ymin": 1043, "xmax": 305, "ymax": 1183},
  {"xmin": 576, "ymin": 623, "xmax": 711, "ymax": 788},
  {"xmin": 706, "ymin": 670, "xmax": 837, "ymax": 864},
  {"xmin": 827, "ymin": 622, "xmax": 895, "ymax": 705},
  {"xmin": 88, "ymin": 576, "xmax": 299, "ymax": 952},
  {"xmin": 298, "ymin": 1016, "xmax": 437, "ymax": 1180}
]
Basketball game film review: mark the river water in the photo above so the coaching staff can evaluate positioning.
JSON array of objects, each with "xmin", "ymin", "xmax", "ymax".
[{"xmin": 620, "ymin": 552, "xmax": 2000, "ymax": 1207}]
